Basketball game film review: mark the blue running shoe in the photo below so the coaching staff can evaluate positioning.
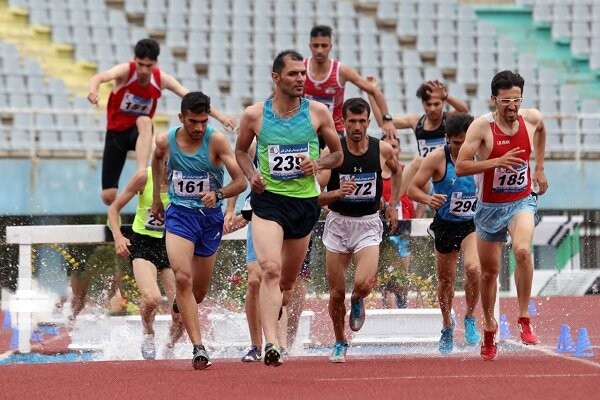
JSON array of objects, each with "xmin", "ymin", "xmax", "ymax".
[
  {"xmin": 329, "ymin": 341, "xmax": 349, "ymax": 363},
  {"xmin": 349, "ymin": 295, "xmax": 365, "ymax": 332},
  {"xmin": 464, "ymin": 317, "xmax": 481, "ymax": 344},
  {"xmin": 439, "ymin": 326, "xmax": 454, "ymax": 355},
  {"xmin": 241, "ymin": 345, "xmax": 262, "ymax": 362},
  {"xmin": 264, "ymin": 343, "xmax": 283, "ymax": 367},
  {"xmin": 192, "ymin": 344, "xmax": 211, "ymax": 370}
]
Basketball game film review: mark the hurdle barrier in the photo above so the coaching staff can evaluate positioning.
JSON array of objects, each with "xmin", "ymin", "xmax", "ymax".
[{"xmin": 5, "ymin": 215, "xmax": 578, "ymax": 353}]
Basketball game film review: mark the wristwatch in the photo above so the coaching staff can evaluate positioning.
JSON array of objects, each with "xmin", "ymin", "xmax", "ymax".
[
  {"xmin": 215, "ymin": 190, "xmax": 225, "ymax": 201},
  {"xmin": 382, "ymin": 113, "xmax": 393, "ymax": 122}
]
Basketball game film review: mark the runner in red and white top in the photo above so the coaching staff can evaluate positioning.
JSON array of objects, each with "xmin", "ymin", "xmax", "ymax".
[
  {"xmin": 455, "ymin": 70, "xmax": 548, "ymax": 361},
  {"xmin": 304, "ymin": 25, "xmax": 397, "ymax": 142},
  {"xmin": 88, "ymin": 38, "xmax": 237, "ymax": 206}
]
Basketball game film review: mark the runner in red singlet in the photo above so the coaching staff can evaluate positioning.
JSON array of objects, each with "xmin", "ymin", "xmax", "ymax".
[
  {"xmin": 455, "ymin": 70, "xmax": 548, "ymax": 361},
  {"xmin": 304, "ymin": 25, "xmax": 397, "ymax": 143},
  {"xmin": 88, "ymin": 38, "xmax": 236, "ymax": 205}
]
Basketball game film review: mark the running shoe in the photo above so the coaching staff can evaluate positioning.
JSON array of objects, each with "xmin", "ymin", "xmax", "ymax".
[
  {"xmin": 241, "ymin": 345, "xmax": 262, "ymax": 362},
  {"xmin": 263, "ymin": 343, "xmax": 283, "ymax": 367},
  {"xmin": 349, "ymin": 295, "xmax": 365, "ymax": 332},
  {"xmin": 141, "ymin": 334, "xmax": 156, "ymax": 360},
  {"xmin": 517, "ymin": 317, "xmax": 540, "ymax": 345},
  {"xmin": 192, "ymin": 344, "xmax": 211, "ymax": 370},
  {"xmin": 172, "ymin": 297, "xmax": 179, "ymax": 314},
  {"xmin": 329, "ymin": 341, "xmax": 349, "ymax": 363},
  {"xmin": 464, "ymin": 316, "xmax": 481, "ymax": 344},
  {"xmin": 280, "ymin": 347, "xmax": 289, "ymax": 358},
  {"xmin": 164, "ymin": 343, "xmax": 175, "ymax": 360},
  {"xmin": 480, "ymin": 328, "xmax": 498, "ymax": 361},
  {"xmin": 439, "ymin": 326, "xmax": 454, "ymax": 355}
]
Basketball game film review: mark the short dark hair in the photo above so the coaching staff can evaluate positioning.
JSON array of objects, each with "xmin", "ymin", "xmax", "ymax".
[
  {"xmin": 446, "ymin": 113, "xmax": 474, "ymax": 138},
  {"xmin": 342, "ymin": 98, "xmax": 371, "ymax": 119},
  {"xmin": 310, "ymin": 25, "xmax": 332, "ymax": 38},
  {"xmin": 181, "ymin": 91, "xmax": 211, "ymax": 115},
  {"xmin": 134, "ymin": 38, "xmax": 160, "ymax": 60},
  {"xmin": 416, "ymin": 83, "xmax": 432, "ymax": 101},
  {"xmin": 491, "ymin": 70, "xmax": 524, "ymax": 96},
  {"xmin": 272, "ymin": 49, "xmax": 304, "ymax": 74}
]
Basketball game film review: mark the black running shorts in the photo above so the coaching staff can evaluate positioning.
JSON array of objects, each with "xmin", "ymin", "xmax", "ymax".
[
  {"xmin": 251, "ymin": 190, "xmax": 320, "ymax": 240},
  {"xmin": 428, "ymin": 214, "xmax": 475, "ymax": 254},
  {"xmin": 102, "ymin": 126, "xmax": 139, "ymax": 190},
  {"xmin": 128, "ymin": 232, "xmax": 170, "ymax": 270}
]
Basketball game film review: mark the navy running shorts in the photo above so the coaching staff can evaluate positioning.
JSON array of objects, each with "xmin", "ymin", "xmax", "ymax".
[{"xmin": 165, "ymin": 203, "xmax": 224, "ymax": 257}]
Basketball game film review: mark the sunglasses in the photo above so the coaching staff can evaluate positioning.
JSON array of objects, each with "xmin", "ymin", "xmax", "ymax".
[{"xmin": 495, "ymin": 97, "xmax": 523, "ymax": 106}]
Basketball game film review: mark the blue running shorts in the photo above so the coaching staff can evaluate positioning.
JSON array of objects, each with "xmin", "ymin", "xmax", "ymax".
[
  {"xmin": 474, "ymin": 193, "xmax": 539, "ymax": 243},
  {"xmin": 246, "ymin": 221, "xmax": 257, "ymax": 264},
  {"xmin": 165, "ymin": 203, "xmax": 224, "ymax": 257}
]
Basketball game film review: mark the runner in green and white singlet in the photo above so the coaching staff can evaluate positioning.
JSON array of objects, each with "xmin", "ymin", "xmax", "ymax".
[{"xmin": 236, "ymin": 50, "xmax": 343, "ymax": 367}]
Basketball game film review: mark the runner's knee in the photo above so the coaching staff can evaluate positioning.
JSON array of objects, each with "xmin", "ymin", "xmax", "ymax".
[
  {"xmin": 512, "ymin": 245, "xmax": 531, "ymax": 265},
  {"xmin": 136, "ymin": 116, "xmax": 152, "ymax": 132},
  {"xmin": 101, "ymin": 190, "xmax": 116, "ymax": 206}
]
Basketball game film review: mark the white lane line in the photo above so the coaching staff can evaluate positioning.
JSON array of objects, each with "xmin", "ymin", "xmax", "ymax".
[
  {"xmin": 503, "ymin": 339, "xmax": 600, "ymax": 369},
  {"xmin": 315, "ymin": 373, "xmax": 600, "ymax": 382}
]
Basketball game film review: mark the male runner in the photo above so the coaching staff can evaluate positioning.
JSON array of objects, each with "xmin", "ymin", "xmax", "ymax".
[
  {"xmin": 151, "ymin": 91, "xmax": 246, "ymax": 370},
  {"xmin": 88, "ymin": 38, "xmax": 236, "ymax": 205},
  {"xmin": 304, "ymin": 25, "xmax": 396, "ymax": 141},
  {"xmin": 317, "ymin": 98, "xmax": 399, "ymax": 363},
  {"xmin": 367, "ymin": 76, "xmax": 469, "ymax": 197},
  {"xmin": 235, "ymin": 50, "xmax": 342, "ymax": 367},
  {"xmin": 408, "ymin": 113, "xmax": 481, "ymax": 354},
  {"xmin": 108, "ymin": 166, "xmax": 184, "ymax": 359},
  {"xmin": 455, "ymin": 70, "xmax": 548, "ymax": 361}
]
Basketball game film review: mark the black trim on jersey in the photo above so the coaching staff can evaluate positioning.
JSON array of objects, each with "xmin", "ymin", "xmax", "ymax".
[
  {"xmin": 327, "ymin": 136, "xmax": 383, "ymax": 217},
  {"xmin": 414, "ymin": 112, "xmax": 447, "ymax": 154}
]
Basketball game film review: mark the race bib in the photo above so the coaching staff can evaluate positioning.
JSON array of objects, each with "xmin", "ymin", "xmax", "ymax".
[
  {"xmin": 449, "ymin": 192, "xmax": 477, "ymax": 218},
  {"xmin": 492, "ymin": 163, "xmax": 528, "ymax": 193},
  {"xmin": 144, "ymin": 207, "xmax": 164, "ymax": 231},
  {"xmin": 339, "ymin": 172, "xmax": 376, "ymax": 202},
  {"xmin": 268, "ymin": 143, "xmax": 309, "ymax": 181},
  {"xmin": 119, "ymin": 91, "xmax": 153, "ymax": 116},
  {"xmin": 172, "ymin": 170, "xmax": 210, "ymax": 198},
  {"xmin": 306, "ymin": 94, "xmax": 334, "ymax": 113},
  {"xmin": 418, "ymin": 137, "xmax": 446, "ymax": 157}
]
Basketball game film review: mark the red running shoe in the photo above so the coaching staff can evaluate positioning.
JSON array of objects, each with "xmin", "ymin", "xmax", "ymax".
[
  {"xmin": 517, "ymin": 317, "xmax": 540, "ymax": 345},
  {"xmin": 480, "ymin": 328, "xmax": 498, "ymax": 361}
]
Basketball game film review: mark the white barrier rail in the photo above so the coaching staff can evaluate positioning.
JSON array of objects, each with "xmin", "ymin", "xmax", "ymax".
[{"xmin": 4, "ymin": 216, "xmax": 579, "ymax": 353}]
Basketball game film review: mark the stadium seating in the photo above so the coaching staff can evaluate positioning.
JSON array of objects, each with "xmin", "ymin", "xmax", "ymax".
[{"xmin": 0, "ymin": 0, "xmax": 598, "ymax": 159}]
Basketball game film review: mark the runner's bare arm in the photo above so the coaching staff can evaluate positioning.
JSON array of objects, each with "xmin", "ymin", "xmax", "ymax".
[
  {"xmin": 87, "ymin": 63, "xmax": 130, "ymax": 105},
  {"xmin": 455, "ymin": 118, "xmax": 525, "ymax": 176},
  {"xmin": 365, "ymin": 76, "xmax": 419, "ymax": 130},
  {"xmin": 381, "ymin": 141, "xmax": 399, "ymax": 230},
  {"xmin": 527, "ymin": 109, "xmax": 548, "ymax": 195},
  {"xmin": 235, "ymin": 104, "xmax": 266, "ymax": 193},
  {"xmin": 408, "ymin": 149, "xmax": 447, "ymax": 209},
  {"xmin": 312, "ymin": 102, "xmax": 343, "ymax": 171},
  {"xmin": 160, "ymin": 71, "xmax": 189, "ymax": 97},
  {"xmin": 107, "ymin": 174, "xmax": 146, "ymax": 257},
  {"xmin": 341, "ymin": 66, "xmax": 396, "ymax": 139},
  {"xmin": 214, "ymin": 131, "xmax": 247, "ymax": 199},
  {"xmin": 151, "ymin": 132, "xmax": 169, "ymax": 222}
]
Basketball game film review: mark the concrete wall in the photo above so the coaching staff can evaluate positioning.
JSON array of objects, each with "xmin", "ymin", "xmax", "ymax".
[{"xmin": 0, "ymin": 158, "xmax": 595, "ymax": 215}]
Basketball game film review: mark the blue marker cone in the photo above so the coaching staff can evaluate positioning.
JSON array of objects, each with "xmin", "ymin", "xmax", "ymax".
[
  {"xmin": 9, "ymin": 329, "xmax": 19, "ymax": 349},
  {"xmin": 528, "ymin": 299, "xmax": 537, "ymax": 316},
  {"xmin": 39, "ymin": 325, "xmax": 60, "ymax": 336},
  {"xmin": 574, "ymin": 328, "xmax": 594, "ymax": 357},
  {"xmin": 556, "ymin": 324, "xmax": 575, "ymax": 353},
  {"xmin": 2, "ymin": 311, "xmax": 11, "ymax": 329},
  {"xmin": 499, "ymin": 314, "xmax": 511, "ymax": 339},
  {"xmin": 30, "ymin": 330, "xmax": 44, "ymax": 342}
]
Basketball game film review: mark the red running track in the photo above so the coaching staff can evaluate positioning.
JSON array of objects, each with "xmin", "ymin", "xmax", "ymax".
[{"xmin": 1, "ymin": 296, "xmax": 599, "ymax": 399}]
